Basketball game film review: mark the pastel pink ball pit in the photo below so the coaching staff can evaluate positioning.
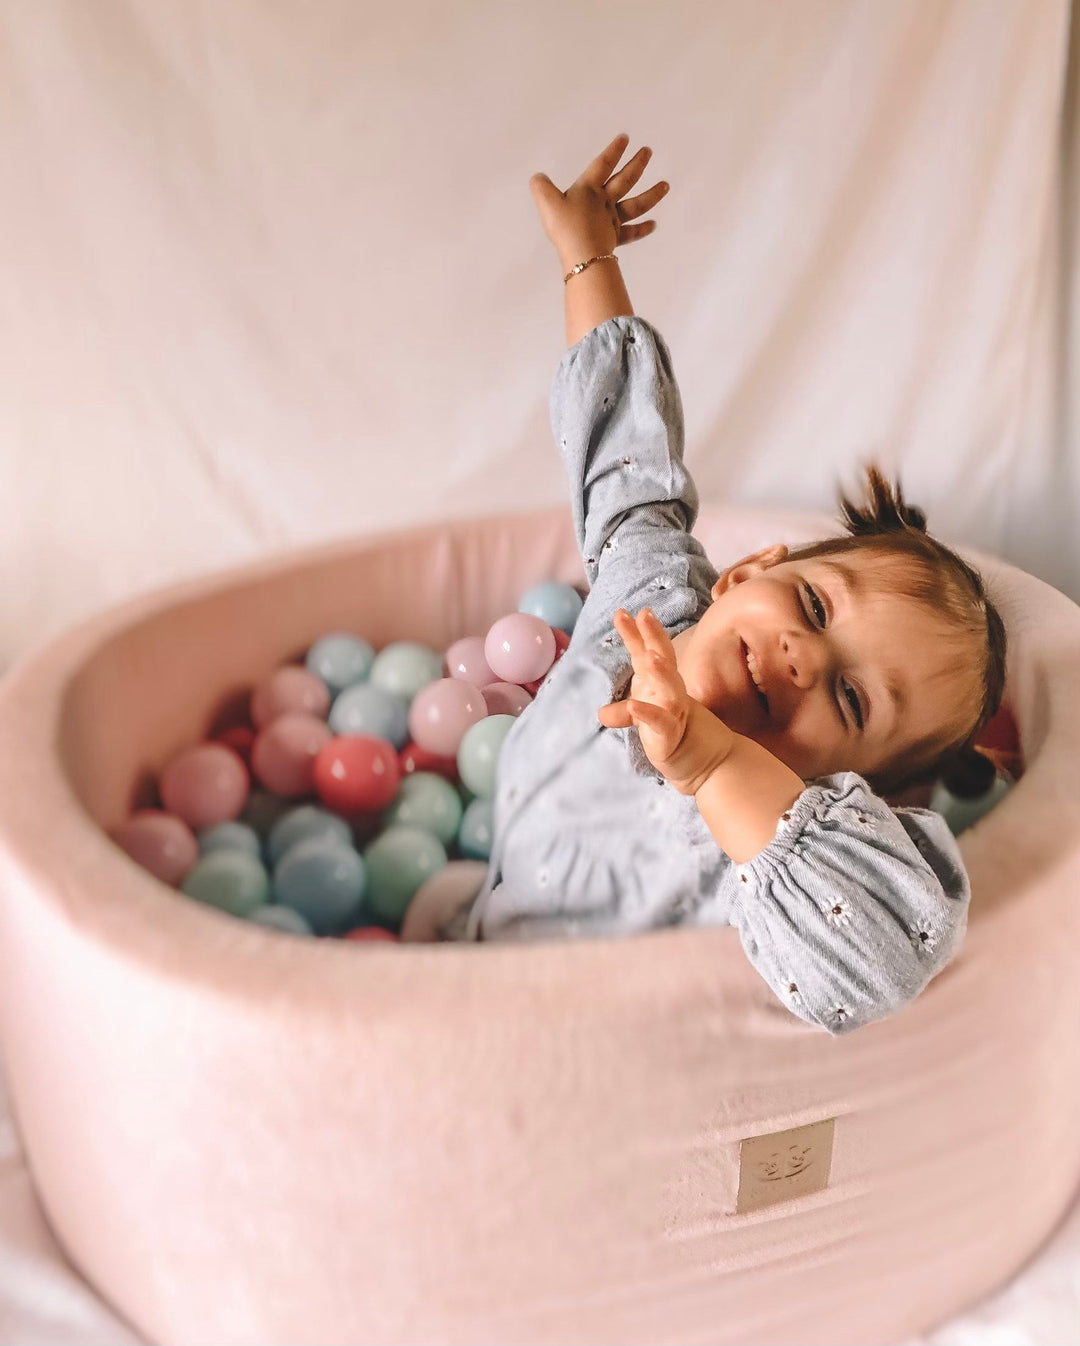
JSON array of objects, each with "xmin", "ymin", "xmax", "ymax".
[{"xmin": 0, "ymin": 505, "xmax": 1077, "ymax": 1346}]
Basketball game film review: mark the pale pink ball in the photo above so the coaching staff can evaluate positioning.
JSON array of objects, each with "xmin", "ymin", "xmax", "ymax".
[
  {"xmin": 408, "ymin": 678, "xmax": 487, "ymax": 757},
  {"xmin": 444, "ymin": 636, "xmax": 498, "ymax": 688},
  {"xmin": 484, "ymin": 613, "xmax": 556, "ymax": 684},
  {"xmin": 481, "ymin": 682, "xmax": 533, "ymax": 717},
  {"xmin": 251, "ymin": 712, "xmax": 333, "ymax": 797},
  {"xmin": 250, "ymin": 665, "xmax": 332, "ymax": 729},
  {"xmin": 111, "ymin": 809, "xmax": 199, "ymax": 886},
  {"xmin": 159, "ymin": 743, "xmax": 250, "ymax": 831}
]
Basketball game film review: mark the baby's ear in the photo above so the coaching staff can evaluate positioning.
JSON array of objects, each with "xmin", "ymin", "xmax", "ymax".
[{"xmin": 711, "ymin": 543, "xmax": 788, "ymax": 598}]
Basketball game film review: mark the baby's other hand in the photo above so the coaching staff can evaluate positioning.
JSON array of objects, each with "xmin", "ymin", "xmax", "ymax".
[
  {"xmin": 529, "ymin": 133, "xmax": 669, "ymax": 272},
  {"xmin": 597, "ymin": 608, "xmax": 734, "ymax": 795}
]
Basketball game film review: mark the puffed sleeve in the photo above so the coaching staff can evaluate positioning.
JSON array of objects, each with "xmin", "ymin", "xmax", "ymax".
[
  {"xmin": 551, "ymin": 315, "xmax": 699, "ymax": 587},
  {"xmin": 727, "ymin": 772, "xmax": 971, "ymax": 1035}
]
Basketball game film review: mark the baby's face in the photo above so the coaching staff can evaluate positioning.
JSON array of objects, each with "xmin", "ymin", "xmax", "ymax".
[{"xmin": 669, "ymin": 544, "xmax": 966, "ymax": 783}]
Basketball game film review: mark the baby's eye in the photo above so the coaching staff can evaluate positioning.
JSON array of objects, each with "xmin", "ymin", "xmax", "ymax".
[
  {"xmin": 804, "ymin": 584, "xmax": 827, "ymax": 627},
  {"xmin": 843, "ymin": 683, "xmax": 865, "ymax": 730}
]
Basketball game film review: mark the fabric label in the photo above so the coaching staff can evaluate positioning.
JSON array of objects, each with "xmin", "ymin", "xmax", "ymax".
[{"xmin": 736, "ymin": 1118, "xmax": 835, "ymax": 1213}]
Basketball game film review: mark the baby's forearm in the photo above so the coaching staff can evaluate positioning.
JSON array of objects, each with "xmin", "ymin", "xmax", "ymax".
[
  {"xmin": 561, "ymin": 254, "xmax": 634, "ymax": 347},
  {"xmin": 694, "ymin": 736, "xmax": 805, "ymax": 864}
]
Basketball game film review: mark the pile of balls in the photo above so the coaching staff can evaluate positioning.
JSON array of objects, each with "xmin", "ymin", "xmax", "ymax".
[{"xmin": 110, "ymin": 580, "xmax": 583, "ymax": 941}]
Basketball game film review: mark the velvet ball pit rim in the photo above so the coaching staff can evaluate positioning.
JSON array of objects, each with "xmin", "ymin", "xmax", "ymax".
[{"xmin": 0, "ymin": 503, "xmax": 1077, "ymax": 1346}]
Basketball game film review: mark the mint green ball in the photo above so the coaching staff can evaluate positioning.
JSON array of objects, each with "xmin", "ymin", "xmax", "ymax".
[
  {"xmin": 362, "ymin": 825, "xmax": 448, "ymax": 925},
  {"xmin": 181, "ymin": 850, "xmax": 270, "ymax": 917},
  {"xmin": 456, "ymin": 715, "xmax": 515, "ymax": 800},
  {"xmin": 381, "ymin": 771, "xmax": 463, "ymax": 846},
  {"xmin": 369, "ymin": 641, "xmax": 444, "ymax": 706}
]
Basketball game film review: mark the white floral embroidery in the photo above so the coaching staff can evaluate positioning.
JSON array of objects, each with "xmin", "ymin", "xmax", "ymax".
[
  {"xmin": 537, "ymin": 867, "xmax": 549, "ymax": 888},
  {"xmin": 601, "ymin": 536, "xmax": 619, "ymax": 554},
  {"xmin": 824, "ymin": 896, "xmax": 852, "ymax": 927},
  {"xmin": 786, "ymin": 979, "xmax": 804, "ymax": 1007},
  {"xmin": 908, "ymin": 921, "xmax": 938, "ymax": 955},
  {"xmin": 620, "ymin": 456, "xmax": 638, "ymax": 473},
  {"xmin": 831, "ymin": 1002, "xmax": 854, "ymax": 1027}
]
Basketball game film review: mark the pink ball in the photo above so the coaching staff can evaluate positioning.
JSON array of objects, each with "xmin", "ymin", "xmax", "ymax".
[
  {"xmin": 522, "ymin": 626, "xmax": 571, "ymax": 694},
  {"xmin": 481, "ymin": 682, "xmax": 533, "ymax": 717},
  {"xmin": 215, "ymin": 725, "xmax": 256, "ymax": 769},
  {"xmin": 408, "ymin": 678, "xmax": 487, "ymax": 757},
  {"xmin": 250, "ymin": 665, "xmax": 332, "ymax": 729},
  {"xmin": 484, "ymin": 613, "xmax": 556, "ymax": 684},
  {"xmin": 251, "ymin": 712, "xmax": 333, "ymax": 798},
  {"xmin": 160, "ymin": 742, "xmax": 250, "ymax": 831},
  {"xmin": 110, "ymin": 809, "xmax": 199, "ymax": 886},
  {"xmin": 444, "ymin": 636, "xmax": 498, "ymax": 688}
]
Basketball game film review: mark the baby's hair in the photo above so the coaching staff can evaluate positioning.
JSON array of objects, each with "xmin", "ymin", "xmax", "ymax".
[{"xmin": 784, "ymin": 462, "xmax": 1008, "ymax": 796}]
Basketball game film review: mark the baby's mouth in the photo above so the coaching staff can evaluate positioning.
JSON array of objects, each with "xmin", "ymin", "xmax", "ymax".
[{"xmin": 740, "ymin": 639, "xmax": 770, "ymax": 715}]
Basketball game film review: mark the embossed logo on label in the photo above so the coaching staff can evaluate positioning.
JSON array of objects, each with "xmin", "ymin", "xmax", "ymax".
[{"xmin": 736, "ymin": 1118, "xmax": 835, "ymax": 1213}]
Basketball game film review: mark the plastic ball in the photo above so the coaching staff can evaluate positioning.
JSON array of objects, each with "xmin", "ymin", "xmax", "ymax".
[
  {"xmin": 400, "ymin": 859, "xmax": 488, "ymax": 943},
  {"xmin": 181, "ymin": 850, "xmax": 270, "ymax": 916},
  {"xmin": 481, "ymin": 682, "xmax": 533, "ymax": 717},
  {"xmin": 197, "ymin": 820, "xmax": 262, "ymax": 860},
  {"xmin": 313, "ymin": 735, "xmax": 401, "ymax": 814},
  {"xmin": 305, "ymin": 632, "xmax": 375, "ymax": 696},
  {"xmin": 369, "ymin": 641, "xmax": 444, "ymax": 705},
  {"xmin": 484, "ymin": 613, "xmax": 555, "ymax": 684},
  {"xmin": 362, "ymin": 825, "xmax": 448, "ymax": 926},
  {"xmin": 457, "ymin": 715, "xmax": 515, "ymax": 799},
  {"xmin": 398, "ymin": 741, "xmax": 459, "ymax": 784},
  {"xmin": 457, "ymin": 797, "xmax": 495, "ymax": 860},
  {"xmin": 215, "ymin": 725, "xmax": 255, "ymax": 769},
  {"xmin": 250, "ymin": 665, "xmax": 331, "ymax": 729},
  {"xmin": 517, "ymin": 580, "xmax": 584, "ymax": 635},
  {"xmin": 240, "ymin": 789, "xmax": 295, "ymax": 839},
  {"xmin": 328, "ymin": 682, "xmax": 410, "ymax": 748},
  {"xmin": 522, "ymin": 626, "xmax": 571, "ymax": 695},
  {"xmin": 160, "ymin": 742, "xmax": 250, "ymax": 831},
  {"xmin": 251, "ymin": 712, "xmax": 333, "ymax": 798},
  {"xmin": 248, "ymin": 904, "xmax": 313, "ymax": 935},
  {"xmin": 267, "ymin": 804, "xmax": 354, "ymax": 868},
  {"xmin": 381, "ymin": 771, "xmax": 463, "ymax": 846},
  {"xmin": 111, "ymin": 810, "xmax": 199, "ymax": 886},
  {"xmin": 445, "ymin": 636, "xmax": 498, "ymax": 688},
  {"xmin": 271, "ymin": 837, "xmax": 366, "ymax": 934},
  {"xmin": 343, "ymin": 927, "xmax": 399, "ymax": 943},
  {"xmin": 407, "ymin": 678, "xmax": 486, "ymax": 757}
]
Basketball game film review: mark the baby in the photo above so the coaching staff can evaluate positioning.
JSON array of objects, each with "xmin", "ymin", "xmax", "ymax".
[{"xmin": 451, "ymin": 134, "xmax": 1008, "ymax": 1036}]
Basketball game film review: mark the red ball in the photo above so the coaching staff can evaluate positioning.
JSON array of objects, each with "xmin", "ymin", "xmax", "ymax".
[
  {"xmin": 314, "ymin": 734, "xmax": 401, "ymax": 814},
  {"xmin": 398, "ymin": 741, "xmax": 459, "ymax": 784},
  {"xmin": 522, "ymin": 626, "xmax": 570, "ymax": 695},
  {"xmin": 343, "ymin": 927, "xmax": 399, "ymax": 943},
  {"xmin": 215, "ymin": 725, "xmax": 256, "ymax": 769}
]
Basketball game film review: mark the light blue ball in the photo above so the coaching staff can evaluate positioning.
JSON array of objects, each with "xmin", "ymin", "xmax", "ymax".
[
  {"xmin": 363, "ymin": 825, "xmax": 448, "ymax": 925},
  {"xmin": 381, "ymin": 771, "xmax": 463, "ymax": 846},
  {"xmin": 305, "ymin": 632, "xmax": 375, "ymax": 696},
  {"xmin": 328, "ymin": 682, "xmax": 410, "ymax": 748},
  {"xmin": 271, "ymin": 837, "xmax": 366, "ymax": 935},
  {"xmin": 518, "ymin": 580, "xmax": 584, "ymax": 636},
  {"xmin": 248, "ymin": 904, "xmax": 314, "ymax": 936},
  {"xmin": 197, "ymin": 820, "xmax": 262, "ymax": 859},
  {"xmin": 458, "ymin": 797, "xmax": 495, "ymax": 860},
  {"xmin": 457, "ymin": 715, "xmax": 515, "ymax": 800},
  {"xmin": 181, "ymin": 850, "xmax": 270, "ymax": 917},
  {"xmin": 241, "ymin": 789, "xmax": 295, "ymax": 840},
  {"xmin": 369, "ymin": 641, "xmax": 444, "ymax": 706},
  {"xmin": 267, "ymin": 804, "xmax": 354, "ymax": 868}
]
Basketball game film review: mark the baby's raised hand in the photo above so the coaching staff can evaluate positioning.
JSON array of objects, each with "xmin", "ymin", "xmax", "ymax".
[
  {"xmin": 597, "ymin": 608, "xmax": 735, "ymax": 796},
  {"xmin": 529, "ymin": 133, "xmax": 669, "ymax": 271}
]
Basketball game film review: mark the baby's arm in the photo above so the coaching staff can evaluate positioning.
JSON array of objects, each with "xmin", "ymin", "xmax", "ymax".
[
  {"xmin": 530, "ymin": 133, "xmax": 669, "ymax": 347},
  {"xmin": 599, "ymin": 608, "xmax": 805, "ymax": 863}
]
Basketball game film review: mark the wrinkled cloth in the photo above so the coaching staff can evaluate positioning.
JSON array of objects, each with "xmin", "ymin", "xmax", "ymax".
[{"xmin": 460, "ymin": 316, "xmax": 969, "ymax": 1036}]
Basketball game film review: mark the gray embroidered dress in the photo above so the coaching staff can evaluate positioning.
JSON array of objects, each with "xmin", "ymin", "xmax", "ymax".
[{"xmin": 460, "ymin": 315, "xmax": 969, "ymax": 1036}]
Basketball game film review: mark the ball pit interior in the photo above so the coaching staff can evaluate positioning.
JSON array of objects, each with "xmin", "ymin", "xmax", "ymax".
[{"xmin": 0, "ymin": 503, "xmax": 1078, "ymax": 1346}]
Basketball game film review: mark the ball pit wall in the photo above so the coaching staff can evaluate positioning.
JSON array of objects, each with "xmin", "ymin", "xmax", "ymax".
[{"xmin": 0, "ymin": 504, "xmax": 1078, "ymax": 1346}]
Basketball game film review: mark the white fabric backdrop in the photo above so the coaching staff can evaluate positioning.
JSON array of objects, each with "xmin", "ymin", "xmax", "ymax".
[{"xmin": 1, "ymin": 1, "xmax": 1078, "ymax": 1341}]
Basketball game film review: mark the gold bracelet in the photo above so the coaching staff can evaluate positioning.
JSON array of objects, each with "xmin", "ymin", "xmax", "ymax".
[{"xmin": 563, "ymin": 253, "xmax": 618, "ymax": 284}]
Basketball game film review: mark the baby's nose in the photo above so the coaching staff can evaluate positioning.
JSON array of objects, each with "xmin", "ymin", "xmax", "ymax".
[{"xmin": 780, "ymin": 633, "xmax": 826, "ymax": 688}]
